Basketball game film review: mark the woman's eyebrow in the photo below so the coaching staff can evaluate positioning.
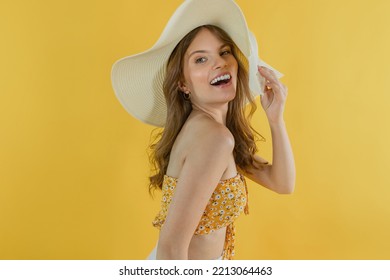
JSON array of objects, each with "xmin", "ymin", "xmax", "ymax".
[
  {"xmin": 188, "ymin": 50, "xmax": 208, "ymax": 58},
  {"xmin": 219, "ymin": 43, "xmax": 230, "ymax": 50}
]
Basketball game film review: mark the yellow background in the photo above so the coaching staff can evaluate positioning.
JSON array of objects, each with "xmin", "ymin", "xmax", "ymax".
[{"xmin": 1, "ymin": 0, "xmax": 389, "ymax": 259}]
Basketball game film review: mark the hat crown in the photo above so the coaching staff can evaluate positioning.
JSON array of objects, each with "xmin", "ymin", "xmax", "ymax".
[{"xmin": 154, "ymin": 0, "xmax": 251, "ymax": 57}]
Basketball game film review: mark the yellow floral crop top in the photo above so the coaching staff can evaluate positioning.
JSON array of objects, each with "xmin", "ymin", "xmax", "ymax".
[{"xmin": 152, "ymin": 173, "xmax": 249, "ymax": 260}]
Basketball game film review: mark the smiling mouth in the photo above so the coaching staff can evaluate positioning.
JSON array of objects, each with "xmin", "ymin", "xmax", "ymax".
[{"xmin": 210, "ymin": 74, "xmax": 231, "ymax": 86}]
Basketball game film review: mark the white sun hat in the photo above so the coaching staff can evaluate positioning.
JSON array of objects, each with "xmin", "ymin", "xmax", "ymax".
[{"xmin": 111, "ymin": 0, "xmax": 283, "ymax": 127}]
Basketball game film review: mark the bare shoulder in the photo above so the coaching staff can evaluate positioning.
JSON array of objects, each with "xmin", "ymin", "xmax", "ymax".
[
  {"xmin": 185, "ymin": 114, "xmax": 235, "ymax": 150},
  {"xmin": 167, "ymin": 113, "xmax": 235, "ymax": 178}
]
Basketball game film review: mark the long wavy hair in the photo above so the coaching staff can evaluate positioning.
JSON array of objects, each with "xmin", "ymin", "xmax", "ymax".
[{"xmin": 148, "ymin": 25, "xmax": 266, "ymax": 193}]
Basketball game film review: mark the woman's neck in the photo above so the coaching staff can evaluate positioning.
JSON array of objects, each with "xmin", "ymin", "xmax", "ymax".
[{"xmin": 191, "ymin": 103, "xmax": 228, "ymax": 126}]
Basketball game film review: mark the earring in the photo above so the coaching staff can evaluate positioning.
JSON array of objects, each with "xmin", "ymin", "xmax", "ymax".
[{"xmin": 183, "ymin": 91, "xmax": 191, "ymax": 100}]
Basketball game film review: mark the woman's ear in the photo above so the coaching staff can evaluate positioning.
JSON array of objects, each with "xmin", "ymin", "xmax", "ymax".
[{"xmin": 178, "ymin": 81, "xmax": 190, "ymax": 93}]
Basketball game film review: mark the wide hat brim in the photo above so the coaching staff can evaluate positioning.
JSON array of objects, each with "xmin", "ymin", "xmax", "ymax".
[{"xmin": 111, "ymin": 0, "xmax": 283, "ymax": 127}]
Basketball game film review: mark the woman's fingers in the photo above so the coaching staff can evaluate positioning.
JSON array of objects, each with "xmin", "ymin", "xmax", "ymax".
[
  {"xmin": 258, "ymin": 66, "xmax": 278, "ymax": 84},
  {"xmin": 263, "ymin": 90, "xmax": 275, "ymax": 110},
  {"xmin": 258, "ymin": 66, "xmax": 287, "ymax": 97},
  {"xmin": 265, "ymin": 79, "xmax": 272, "ymax": 90}
]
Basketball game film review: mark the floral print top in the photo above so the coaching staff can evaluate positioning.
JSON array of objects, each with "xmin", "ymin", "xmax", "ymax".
[{"xmin": 152, "ymin": 173, "xmax": 249, "ymax": 260}]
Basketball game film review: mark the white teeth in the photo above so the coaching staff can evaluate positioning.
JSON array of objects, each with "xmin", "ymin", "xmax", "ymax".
[{"xmin": 210, "ymin": 74, "xmax": 231, "ymax": 85}]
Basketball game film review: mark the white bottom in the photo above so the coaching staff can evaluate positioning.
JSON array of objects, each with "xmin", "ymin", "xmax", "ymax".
[{"xmin": 146, "ymin": 242, "xmax": 223, "ymax": 260}]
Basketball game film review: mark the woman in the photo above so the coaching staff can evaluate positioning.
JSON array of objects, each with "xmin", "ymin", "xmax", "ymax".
[{"xmin": 111, "ymin": 0, "xmax": 295, "ymax": 260}]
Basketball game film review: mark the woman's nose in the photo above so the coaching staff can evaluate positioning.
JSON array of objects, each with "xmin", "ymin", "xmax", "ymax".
[{"xmin": 213, "ymin": 56, "xmax": 227, "ymax": 69}]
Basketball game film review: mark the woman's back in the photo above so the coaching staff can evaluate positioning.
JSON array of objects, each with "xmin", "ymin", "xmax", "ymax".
[
  {"xmin": 166, "ymin": 111, "xmax": 238, "ymax": 180},
  {"xmin": 163, "ymin": 111, "xmax": 238, "ymax": 259}
]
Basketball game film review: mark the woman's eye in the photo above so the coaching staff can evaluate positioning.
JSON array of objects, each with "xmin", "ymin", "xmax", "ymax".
[
  {"xmin": 195, "ymin": 57, "xmax": 207, "ymax": 64},
  {"xmin": 221, "ymin": 50, "xmax": 231, "ymax": 56}
]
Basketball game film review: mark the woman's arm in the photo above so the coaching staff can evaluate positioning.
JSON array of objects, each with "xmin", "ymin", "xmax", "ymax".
[
  {"xmin": 240, "ymin": 121, "xmax": 295, "ymax": 194},
  {"xmin": 239, "ymin": 66, "xmax": 295, "ymax": 194},
  {"xmin": 157, "ymin": 121, "xmax": 234, "ymax": 259}
]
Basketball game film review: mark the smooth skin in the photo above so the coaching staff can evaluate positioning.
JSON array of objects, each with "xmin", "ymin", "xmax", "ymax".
[{"xmin": 157, "ymin": 28, "xmax": 295, "ymax": 260}]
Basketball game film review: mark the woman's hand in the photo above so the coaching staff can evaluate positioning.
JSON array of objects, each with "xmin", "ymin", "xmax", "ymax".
[{"xmin": 258, "ymin": 66, "xmax": 288, "ymax": 124}]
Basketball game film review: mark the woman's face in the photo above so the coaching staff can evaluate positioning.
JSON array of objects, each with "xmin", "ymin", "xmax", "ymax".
[{"xmin": 181, "ymin": 28, "xmax": 238, "ymax": 107}]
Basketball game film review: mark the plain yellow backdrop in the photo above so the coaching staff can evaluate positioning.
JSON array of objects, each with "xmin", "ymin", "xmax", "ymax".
[{"xmin": 1, "ymin": 0, "xmax": 389, "ymax": 259}]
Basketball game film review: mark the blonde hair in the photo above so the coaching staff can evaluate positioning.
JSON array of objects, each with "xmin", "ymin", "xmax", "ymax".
[{"xmin": 149, "ymin": 25, "xmax": 266, "ymax": 192}]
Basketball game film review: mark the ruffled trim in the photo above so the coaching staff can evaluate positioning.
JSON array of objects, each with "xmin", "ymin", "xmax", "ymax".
[
  {"xmin": 222, "ymin": 223, "xmax": 235, "ymax": 260},
  {"xmin": 222, "ymin": 175, "xmax": 249, "ymax": 260}
]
